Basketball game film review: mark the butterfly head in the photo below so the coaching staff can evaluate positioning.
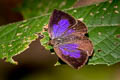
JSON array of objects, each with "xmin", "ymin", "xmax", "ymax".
[{"xmin": 50, "ymin": 38, "xmax": 63, "ymax": 47}]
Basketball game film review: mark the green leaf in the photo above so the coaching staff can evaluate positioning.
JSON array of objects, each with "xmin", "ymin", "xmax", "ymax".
[
  {"xmin": 0, "ymin": 0, "xmax": 120, "ymax": 66},
  {"xmin": 19, "ymin": 0, "xmax": 77, "ymax": 19},
  {"xmin": 0, "ymin": 16, "xmax": 48, "ymax": 63}
]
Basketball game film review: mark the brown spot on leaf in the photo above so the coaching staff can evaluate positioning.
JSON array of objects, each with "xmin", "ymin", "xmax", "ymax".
[
  {"xmin": 37, "ymin": 33, "xmax": 44, "ymax": 39},
  {"xmin": 98, "ymin": 32, "xmax": 102, "ymax": 35},
  {"xmin": 114, "ymin": 5, "xmax": 118, "ymax": 8},
  {"xmin": 90, "ymin": 12, "xmax": 94, "ymax": 16},
  {"xmin": 44, "ymin": 27, "xmax": 48, "ymax": 31},
  {"xmin": 43, "ymin": 24, "xmax": 48, "ymax": 32},
  {"xmin": 114, "ymin": 42, "xmax": 120, "ymax": 46},
  {"xmin": 73, "ymin": 10, "xmax": 77, "ymax": 13},
  {"xmin": 97, "ymin": 49, "xmax": 102, "ymax": 52},
  {"xmin": 116, "ymin": 34, "xmax": 120, "ymax": 38},
  {"xmin": 103, "ymin": 8, "xmax": 107, "ymax": 11},
  {"xmin": 78, "ymin": 18, "xmax": 84, "ymax": 21},
  {"xmin": 114, "ymin": 10, "xmax": 119, "ymax": 14},
  {"xmin": 108, "ymin": 0, "xmax": 112, "ymax": 3}
]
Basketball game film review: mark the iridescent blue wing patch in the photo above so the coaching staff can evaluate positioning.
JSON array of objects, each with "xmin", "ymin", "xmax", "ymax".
[
  {"xmin": 59, "ymin": 44, "xmax": 81, "ymax": 58},
  {"xmin": 52, "ymin": 19, "xmax": 70, "ymax": 38}
]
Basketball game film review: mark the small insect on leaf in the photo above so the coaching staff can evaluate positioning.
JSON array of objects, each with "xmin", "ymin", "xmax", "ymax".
[{"xmin": 48, "ymin": 9, "xmax": 93, "ymax": 69}]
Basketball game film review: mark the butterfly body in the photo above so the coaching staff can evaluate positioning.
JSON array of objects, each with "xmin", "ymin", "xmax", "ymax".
[
  {"xmin": 48, "ymin": 9, "xmax": 93, "ymax": 69},
  {"xmin": 50, "ymin": 34, "xmax": 80, "ymax": 46}
]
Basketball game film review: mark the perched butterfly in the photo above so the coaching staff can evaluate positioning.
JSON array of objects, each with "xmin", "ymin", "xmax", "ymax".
[{"xmin": 48, "ymin": 9, "xmax": 93, "ymax": 69}]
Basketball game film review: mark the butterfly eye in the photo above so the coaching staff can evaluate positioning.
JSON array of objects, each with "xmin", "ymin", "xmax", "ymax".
[
  {"xmin": 73, "ymin": 27, "xmax": 76, "ymax": 30},
  {"xmin": 57, "ymin": 38, "xmax": 62, "ymax": 42}
]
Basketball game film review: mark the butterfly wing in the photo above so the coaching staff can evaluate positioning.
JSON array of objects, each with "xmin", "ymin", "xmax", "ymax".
[
  {"xmin": 48, "ymin": 9, "xmax": 76, "ymax": 39},
  {"xmin": 48, "ymin": 9, "xmax": 88, "ymax": 39},
  {"xmin": 54, "ymin": 43, "xmax": 88, "ymax": 69},
  {"xmin": 68, "ymin": 20, "xmax": 88, "ymax": 35},
  {"xmin": 62, "ymin": 20, "xmax": 88, "ymax": 37},
  {"xmin": 54, "ymin": 34, "xmax": 93, "ymax": 69}
]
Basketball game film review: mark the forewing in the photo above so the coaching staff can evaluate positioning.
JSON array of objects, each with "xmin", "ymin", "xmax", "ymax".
[
  {"xmin": 63, "ymin": 20, "xmax": 88, "ymax": 37},
  {"xmin": 48, "ymin": 9, "xmax": 76, "ymax": 39},
  {"xmin": 72, "ymin": 20, "xmax": 87, "ymax": 34},
  {"xmin": 54, "ymin": 43, "xmax": 88, "ymax": 69}
]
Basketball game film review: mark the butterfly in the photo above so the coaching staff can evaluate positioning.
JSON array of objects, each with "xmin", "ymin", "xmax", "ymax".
[{"xmin": 48, "ymin": 9, "xmax": 93, "ymax": 69}]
